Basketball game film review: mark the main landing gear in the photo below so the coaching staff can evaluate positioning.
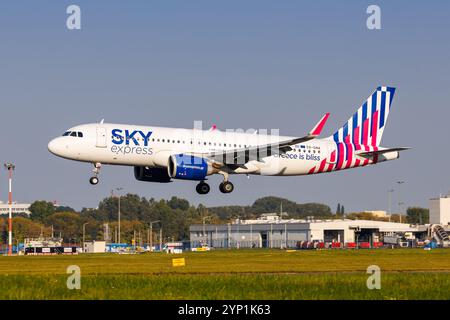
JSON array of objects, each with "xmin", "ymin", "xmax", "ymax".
[
  {"xmin": 196, "ymin": 181, "xmax": 210, "ymax": 195},
  {"xmin": 195, "ymin": 171, "xmax": 235, "ymax": 195},
  {"xmin": 219, "ymin": 181, "xmax": 234, "ymax": 194},
  {"xmin": 89, "ymin": 163, "xmax": 101, "ymax": 185}
]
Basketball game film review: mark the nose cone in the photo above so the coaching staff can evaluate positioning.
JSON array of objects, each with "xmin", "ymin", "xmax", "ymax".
[{"xmin": 48, "ymin": 138, "xmax": 63, "ymax": 156}]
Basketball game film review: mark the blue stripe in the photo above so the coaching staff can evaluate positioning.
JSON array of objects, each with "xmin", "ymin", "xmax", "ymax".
[
  {"xmin": 380, "ymin": 91, "xmax": 386, "ymax": 128},
  {"xmin": 343, "ymin": 124, "xmax": 349, "ymax": 160},
  {"xmin": 361, "ymin": 102, "xmax": 367, "ymax": 145},
  {"xmin": 333, "ymin": 132, "xmax": 339, "ymax": 143},
  {"xmin": 343, "ymin": 123, "xmax": 348, "ymax": 142},
  {"xmin": 336, "ymin": 142, "xmax": 341, "ymax": 165},
  {"xmin": 352, "ymin": 112, "xmax": 358, "ymax": 139},
  {"xmin": 370, "ymin": 91, "xmax": 377, "ymax": 139}
]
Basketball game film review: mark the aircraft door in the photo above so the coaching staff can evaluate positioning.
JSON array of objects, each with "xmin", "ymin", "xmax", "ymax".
[{"xmin": 96, "ymin": 127, "xmax": 107, "ymax": 148}]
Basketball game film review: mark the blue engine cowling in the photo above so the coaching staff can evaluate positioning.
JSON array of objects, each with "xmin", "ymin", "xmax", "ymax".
[{"xmin": 168, "ymin": 154, "xmax": 213, "ymax": 181}]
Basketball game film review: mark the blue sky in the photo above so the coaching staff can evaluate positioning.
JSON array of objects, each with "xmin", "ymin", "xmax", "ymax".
[{"xmin": 0, "ymin": 1, "xmax": 449, "ymax": 212}]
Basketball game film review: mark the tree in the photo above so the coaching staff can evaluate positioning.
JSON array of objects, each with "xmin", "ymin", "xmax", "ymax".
[
  {"xmin": 11, "ymin": 217, "xmax": 45, "ymax": 242},
  {"xmin": 168, "ymin": 197, "xmax": 190, "ymax": 211},
  {"xmin": 406, "ymin": 207, "xmax": 429, "ymax": 224},
  {"xmin": 46, "ymin": 212, "xmax": 82, "ymax": 242},
  {"xmin": 29, "ymin": 201, "xmax": 55, "ymax": 223},
  {"xmin": 336, "ymin": 203, "xmax": 341, "ymax": 215},
  {"xmin": 55, "ymin": 206, "xmax": 75, "ymax": 213},
  {"xmin": 340, "ymin": 205, "xmax": 345, "ymax": 216}
]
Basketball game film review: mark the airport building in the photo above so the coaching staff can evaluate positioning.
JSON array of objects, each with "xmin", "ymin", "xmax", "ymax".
[
  {"xmin": 0, "ymin": 201, "xmax": 31, "ymax": 216},
  {"xmin": 430, "ymin": 194, "xmax": 450, "ymax": 225},
  {"xmin": 189, "ymin": 214, "xmax": 424, "ymax": 249}
]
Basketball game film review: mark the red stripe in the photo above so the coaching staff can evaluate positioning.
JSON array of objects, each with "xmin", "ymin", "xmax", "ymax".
[
  {"xmin": 336, "ymin": 143, "xmax": 345, "ymax": 170},
  {"xmin": 326, "ymin": 151, "xmax": 336, "ymax": 172},
  {"xmin": 354, "ymin": 159, "xmax": 361, "ymax": 167},
  {"xmin": 353, "ymin": 126, "xmax": 360, "ymax": 148},
  {"xmin": 308, "ymin": 167, "xmax": 316, "ymax": 174},
  {"xmin": 362, "ymin": 119, "xmax": 370, "ymax": 165},
  {"xmin": 362, "ymin": 119, "xmax": 369, "ymax": 146},
  {"xmin": 345, "ymin": 144, "xmax": 353, "ymax": 169},
  {"xmin": 330, "ymin": 150, "xmax": 336, "ymax": 162},
  {"xmin": 371, "ymin": 110, "xmax": 379, "ymax": 146},
  {"xmin": 318, "ymin": 159, "xmax": 327, "ymax": 173}
]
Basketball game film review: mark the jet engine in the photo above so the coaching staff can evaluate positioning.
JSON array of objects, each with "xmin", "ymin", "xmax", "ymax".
[
  {"xmin": 168, "ymin": 154, "xmax": 214, "ymax": 181},
  {"xmin": 134, "ymin": 166, "xmax": 171, "ymax": 183}
]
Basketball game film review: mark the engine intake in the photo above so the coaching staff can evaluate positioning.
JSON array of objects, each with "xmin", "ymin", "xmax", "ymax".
[
  {"xmin": 168, "ymin": 154, "xmax": 213, "ymax": 181},
  {"xmin": 134, "ymin": 166, "xmax": 171, "ymax": 183}
]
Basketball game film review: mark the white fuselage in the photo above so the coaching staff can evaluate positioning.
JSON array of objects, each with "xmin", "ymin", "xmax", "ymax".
[{"xmin": 48, "ymin": 123, "xmax": 334, "ymax": 177}]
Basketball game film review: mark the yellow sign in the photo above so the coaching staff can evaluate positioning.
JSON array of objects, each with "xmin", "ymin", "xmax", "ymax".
[
  {"xmin": 286, "ymin": 250, "xmax": 297, "ymax": 253},
  {"xmin": 172, "ymin": 258, "xmax": 186, "ymax": 267}
]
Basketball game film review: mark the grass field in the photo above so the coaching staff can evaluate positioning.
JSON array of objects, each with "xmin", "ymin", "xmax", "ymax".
[{"xmin": 0, "ymin": 249, "xmax": 449, "ymax": 300}]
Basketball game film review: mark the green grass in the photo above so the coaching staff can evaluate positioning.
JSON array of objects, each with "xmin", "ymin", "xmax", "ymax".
[{"xmin": 0, "ymin": 249, "xmax": 449, "ymax": 300}]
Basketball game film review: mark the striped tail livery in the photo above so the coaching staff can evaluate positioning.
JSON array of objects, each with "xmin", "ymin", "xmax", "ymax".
[{"xmin": 308, "ymin": 86, "xmax": 409, "ymax": 174}]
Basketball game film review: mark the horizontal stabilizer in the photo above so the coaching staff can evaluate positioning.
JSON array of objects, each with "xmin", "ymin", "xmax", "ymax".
[{"xmin": 355, "ymin": 147, "xmax": 410, "ymax": 158}]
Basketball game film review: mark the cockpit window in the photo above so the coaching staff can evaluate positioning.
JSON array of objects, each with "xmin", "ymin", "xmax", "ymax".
[
  {"xmin": 70, "ymin": 132, "xmax": 77, "ymax": 137},
  {"xmin": 63, "ymin": 131, "xmax": 71, "ymax": 136},
  {"xmin": 78, "ymin": 132, "xmax": 83, "ymax": 138}
]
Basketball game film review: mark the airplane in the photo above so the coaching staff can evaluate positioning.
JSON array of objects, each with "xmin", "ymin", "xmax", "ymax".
[{"xmin": 48, "ymin": 86, "xmax": 409, "ymax": 195}]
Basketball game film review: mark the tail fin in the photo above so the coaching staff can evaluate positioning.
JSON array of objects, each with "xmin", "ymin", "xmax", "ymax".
[{"xmin": 331, "ymin": 86, "xmax": 396, "ymax": 147}]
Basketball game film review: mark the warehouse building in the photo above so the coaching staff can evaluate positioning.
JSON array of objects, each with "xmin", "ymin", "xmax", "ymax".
[
  {"xmin": 430, "ymin": 194, "xmax": 450, "ymax": 225},
  {"xmin": 189, "ymin": 214, "xmax": 421, "ymax": 249},
  {"xmin": 0, "ymin": 201, "xmax": 31, "ymax": 215}
]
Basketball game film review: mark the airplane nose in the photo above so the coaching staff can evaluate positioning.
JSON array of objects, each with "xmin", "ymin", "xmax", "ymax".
[{"xmin": 48, "ymin": 138, "xmax": 62, "ymax": 156}]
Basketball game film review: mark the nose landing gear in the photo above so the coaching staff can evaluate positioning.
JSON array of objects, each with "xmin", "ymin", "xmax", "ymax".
[{"xmin": 89, "ymin": 163, "xmax": 102, "ymax": 185}]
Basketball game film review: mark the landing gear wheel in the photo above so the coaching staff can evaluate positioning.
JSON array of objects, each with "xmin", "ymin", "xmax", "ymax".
[
  {"xmin": 219, "ymin": 181, "xmax": 234, "ymax": 194},
  {"xmin": 196, "ymin": 182, "xmax": 210, "ymax": 195},
  {"xmin": 89, "ymin": 177, "xmax": 99, "ymax": 185}
]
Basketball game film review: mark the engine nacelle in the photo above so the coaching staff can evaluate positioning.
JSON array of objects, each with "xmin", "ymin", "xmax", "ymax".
[
  {"xmin": 168, "ymin": 154, "xmax": 214, "ymax": 181},
  {"xmin": 134, "ymin": 166, "xmax": 171, "ymax": 183}
]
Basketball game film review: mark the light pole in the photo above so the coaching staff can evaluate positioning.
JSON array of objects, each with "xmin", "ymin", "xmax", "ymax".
[
  {"xmin": 82, "ymin": 222, "xmax": 89, "ymax": 252},
  {"xmin": 149, "ymin": 220, "xmax": 160, "ymax": 252},
  {"xmin": 388, "ymin": 189, "xmax": 394, "ymax": 222},
  {"xmin": 113, "ymin": 187, "xmax": 123, "ymax": 243},
  {"xmin": 202, "ymin": 216, "xmax": 210, "ymax": 246},
  {"xmin": 397, "ymin": 181, "xmax": 405, "ymax": 223},
  {"xmin": 4, "ymin": 163, "xmax": 15, "ymax": 256}
]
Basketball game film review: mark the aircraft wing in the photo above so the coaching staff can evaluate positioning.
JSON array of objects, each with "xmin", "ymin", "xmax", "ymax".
[
  {"xmin": 355, "ymin": 147, "xmax": 411, "ymax": 158},
  {"xmin": 206, "ymin": 113, "xmax": 330, "ymax": 167}
]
